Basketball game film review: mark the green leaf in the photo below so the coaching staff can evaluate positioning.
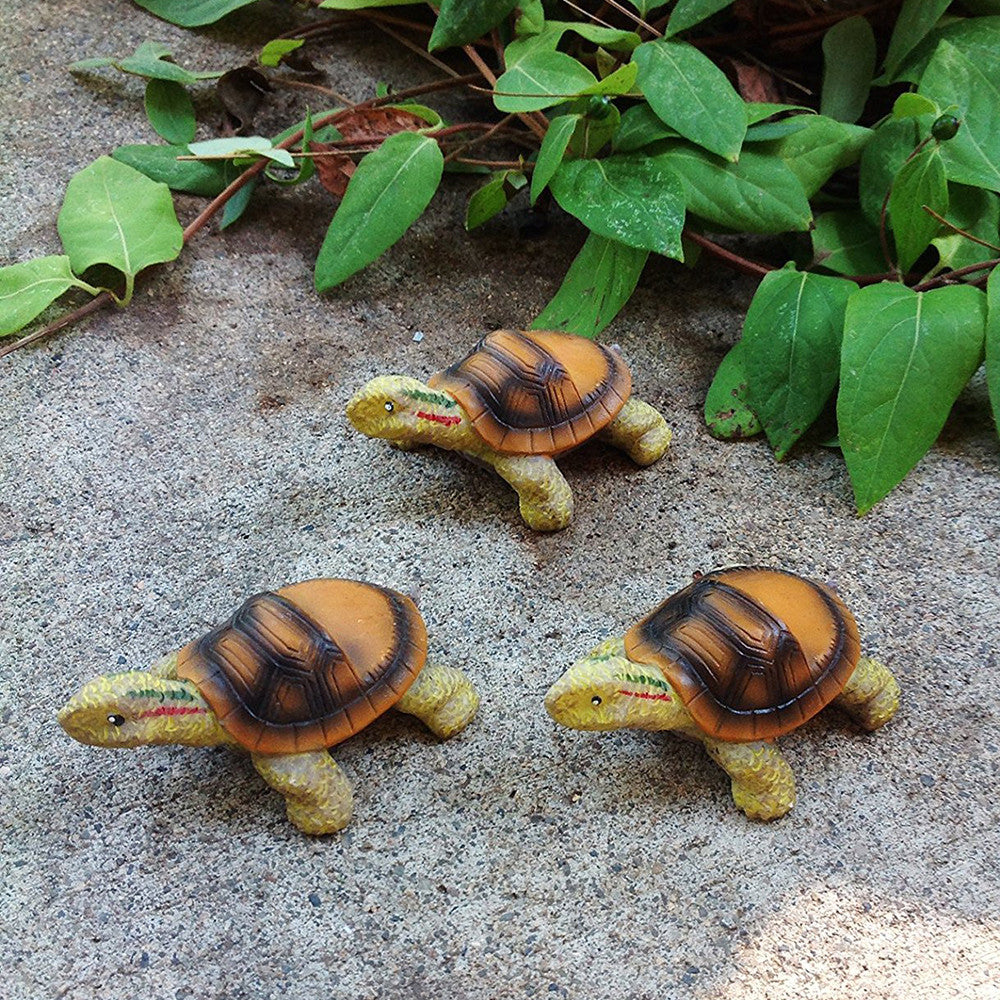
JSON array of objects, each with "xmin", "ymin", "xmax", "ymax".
[
  {"xmin": 745, "ymin": 103, "xmax": 812, "ymax": 125},
  {"xmin": 133, "ymin": 0, "xmax": 259, "ymax": 26},
  {"xmin": 531, "ymin": 115, "xmax": 578, "ymax": 204},
  {"xmin": 892, "ymin": 93, "xmax": 938, "ymax": 119},
  {"xmin": 666, "ymin": 0, "xmax": 733, "ymax": 36},
  {"xmin": 531, "ymin": 233, "xmax": 647, "ymax": 338},
  {"xmin": 931, "ymin": 185, "xmax": 1000, "ymax": 272},
  {"xmin": 626, "ymin": 0, "xmax": 671, "ymax": 16},
  {"xmin": 838, "ymin": 282, "xmax": 987, "ymax": 514},
  {"xmin": 567, "ymin": 102, "xmax": 620, "ymax": 158},
  {"xmin": 633, "ymin": 39, "xmax": 745, "ymax": 160},
  {"xmin": 429, "ymin": 0, "xmax": 519, "ymax": 51},
  {"xmin": 613, "ymin": 103, "xmax": 680, "ymax": 152},
  {"xmin": 144, "ymin": 79, "xmax": 195, "ymax": 145},
  {"xmin": 812, "ymin": 210, "xmax": 886, "ymax": 276},
  {"xmin": 315, "ymin": 132, "xmax": 444, "ymax": 291},
  {"xmin": 112, "ymin": 143, "xmax": 233, "ymax": 196},
  {"xmin": 549, "ymin": 154, "xmax": 686, "ymax": 258},
  {"xmin": 187, "ymin": 136, "xmax": 294, "ymax": 168},
  {"xmin": 742, "ymin": 266, "xmax": 856, "ymax": 460},
  {"xmin": 705, "ymin": 341, "xmax": 762, "ymax": 440},
  {"xmin": 882, "ymin": 0, "xmax": 951, "ymax": 81},
  {"xmin": 260, "ymin": 39, "xmax": 305, "ymax": 67},
  {"xmin": 219, "ymin": 179, "xmax": 257, "ymax": 230},
  {"xmin": 888, "ymin": 144, "xmax": 948, "ymax": 273},
  {"xmin": 820, "ymin": 16, "xmax": 876, "ymax": 124},
  {"xmin": 662, "ymin": 143, "xmax": 812, "ymax": 234},
  {"xmin": 56, "ymin": 157, "xmax": 183, "ymax": 305},
  {"xmin": 857, "ymin": 117, "xmax": 923, "ymax": 225},
  {"xmin": 763, "ymin": 115, "xmax": 870, "ymax": 197},
  {"xmin": 0, "ymin": 256, "xmax": 88, "ymax": 337},
  {"xmin": 581, "ymin": 62, "xmax": 637, "ymax": 97},
  {"xmin": 744, "ymin": 116, "xmax": 812, "ymax": 143},
  {"xmin": 466, "ymin": 173, "xmax": 509, "ymax": 230},
  {"xmin": 987, "ymin": 268, "xmax": 1000, "ymax": 440},
  {"xmin": 321, "ymin": 0, "xmax": 423, "ymax": 6},
  {"xmin": 493, "ymin": 49, "xmax": 598, "ymax": 112},
  {"xmin": 508, "ymin": 21, "xmax": 639, "ymax": 59},
  {"xmin": 515, "ymin": 0, "xmax": 545, "ymax": 36},
  {"xmin": 919, "ymin": 41, "xmax": 1000, "ymax": 194},
  {"xmin": 117, "ymin": 41, "xmax": 209, "ymax": 84},
  {"xmin": 893, "ymin": 16, "xmax": 1000, "ymax": 84}
]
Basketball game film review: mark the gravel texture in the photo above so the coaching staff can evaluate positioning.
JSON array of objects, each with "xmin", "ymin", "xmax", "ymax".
[{"xmin": 2, "ymin": 4, "xmax": 999, "ymax": 999}]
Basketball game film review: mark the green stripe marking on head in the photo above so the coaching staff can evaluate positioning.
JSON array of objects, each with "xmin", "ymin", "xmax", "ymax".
[
  {"xmin": 619, "ymin": 672, "xmax": 673, "ymax": 694},
  {"xmin": 403, "ymin": 388, "xmax": 457, "ymax": 409}
]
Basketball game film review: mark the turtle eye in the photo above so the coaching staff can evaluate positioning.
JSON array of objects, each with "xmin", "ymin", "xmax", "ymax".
[
  {"xmin": 591, "ymin": 696, "xmax": 602, "ymax": 707},
  {"xmin": 384, "ymin": 401, "xmax": 395, "ymax": 413},
  {"xmin": 107, "ymin": 714, "xmax": 125, "ymax": 727}
]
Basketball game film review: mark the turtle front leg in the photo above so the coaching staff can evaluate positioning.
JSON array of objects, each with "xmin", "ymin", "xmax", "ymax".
[
  {"xmin": 396, "ymin": 663, "xmax": 480, "ymax": 739},
  {"xmin": 702, "ymin": 738, "xmax": 797, "ymax": 821},
  {"xmin": 599, "ymin": 397, "xmax": 671, "ymax": 466},
  {"xmin": 252, "ymin": 750, "xmax": 353, "ymax": 835},
  {"xmin": 835, "ymin": 656, "xmax": 900, "ymax": 731},
  {"xmin": 488, "ymin": 453, "xmax": 573, "ymax": 531}
]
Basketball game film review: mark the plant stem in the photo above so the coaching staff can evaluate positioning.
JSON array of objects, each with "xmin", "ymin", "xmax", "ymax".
[
  {"xmin": 683, "ymin": 230, "xmax": 772, "ymax": 279},
  {"xmin": 922, "ymin": 205, "xmax": 1000, "ymax": 252},
  {"xmin": 914, "ymin": 257, "xmax": 1000, "ymax": 291}
]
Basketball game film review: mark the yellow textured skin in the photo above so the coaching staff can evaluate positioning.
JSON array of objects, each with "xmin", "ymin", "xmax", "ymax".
[
  {"xmin": 346, "ymin": 374, "xmax": 669, "ymax": 532},
  {"xmin": 58, "ymin": 654, "xmax": 480, "ymax": 835},
  {"xmin": 252, "ymin": 751, "xmax": 353, "ymax": 835},
  {"xmin": 544, "ymin": 635, "xmax": 899, "ymax": 821},
  {"xmin": 395, "ymin": 662, "xmax": 480, "ymax": 738}
]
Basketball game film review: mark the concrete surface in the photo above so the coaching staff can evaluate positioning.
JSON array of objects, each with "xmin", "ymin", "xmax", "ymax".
[{"xmin": 2, "ymin": 3, "xmax": 999, "ymax": 998}]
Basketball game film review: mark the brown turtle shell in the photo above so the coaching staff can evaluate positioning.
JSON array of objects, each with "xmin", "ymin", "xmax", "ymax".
[
  {"xmin": 428, "ymin": 329, "xmax": 632, "ymax": 455},
  {"xmin": 624, "ymin": 567, "xmax": 860, "ymax": 742},
  {"xmin": 175, "ymin": 579, "xmax": 427, "ymax": 754}
]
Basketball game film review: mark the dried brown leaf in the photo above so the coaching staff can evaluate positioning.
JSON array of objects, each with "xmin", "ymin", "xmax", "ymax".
[
  {"xmin": 310, "ymin": 141, "xmax": 356, "ymax": 198},
  {"xmin": 335, "ymin": 107, "xmax": 428, "ymax": 143}
]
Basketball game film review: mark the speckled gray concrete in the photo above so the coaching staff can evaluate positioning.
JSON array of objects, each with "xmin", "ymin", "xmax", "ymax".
[{"xmin": 3, "ymin": 4, "xmax": 1000, "ymax": 999}]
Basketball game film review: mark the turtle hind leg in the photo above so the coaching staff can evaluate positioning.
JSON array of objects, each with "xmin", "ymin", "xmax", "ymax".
[
  {"xmin": 396, "ymin": 663, "xmax": 479, "ymax": 739},
  {"xmin": 835, "ymin": 656, "xmax": 900, "ymax": 731},
  {"xmin": 600, "ymin": 397, "xmax": 672, "ymax": 466},
  {"xmin": 252, "ymin": 750, "xmax": 353, "ymax": 835},
  {"xmin": 489, "ymin": 453, "xmax": 573, "ymax": 531},
  {"xmin": 703, "ymin": 739, "xmax": 797, "ymax": 821}
]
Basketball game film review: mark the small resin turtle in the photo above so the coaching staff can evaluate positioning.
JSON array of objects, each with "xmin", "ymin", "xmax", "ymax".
[
  {"xmin": 58, "ymin": 579, "xmax": 479, "ymax": 834},
  {"xmin": 346, "ymin": 329, "xmax": 671, "ymax": 531},
  {"xmin": 544, "ymin": 567, "xmax": 900, "ymax": 820}
]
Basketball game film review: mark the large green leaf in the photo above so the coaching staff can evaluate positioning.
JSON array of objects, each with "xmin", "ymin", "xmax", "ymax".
[
  {"xmin": 987, "ymin": 268, "xmax": 1000, "ymax": 441},
  {"xmin": 0, "ymin": 256, "xmax": 89, "ymax": 337},
  {"xmin": 662, "ymin": 143, "xmax": 812, "ymax": 234},
  {"xmin": 881, "ymin": 0, "xmax": 951, "ymax": 81},
  {"xmin": 531, "ymin": 233, "xmax": 647, "ymax": 338},
  {"xmin": 888, "ymin": 144, "xmax": 948, "ymax": 273},
  {"xmin": 857, "ymin": 117, "xmax": 922, "ymax": 225},
  {"xmin": 633, "ymin": 39, "xmax": 745, "ymax": 161},
  {"xmin": 112, "ymin": 144, "xmax": 233, "ymax": 196},
  {"xmin": 144, "ymin": 79, "xmax": 195, "ymax": 145},
  {"xmin": 493, "ymin": 50, "xmax": 598, "ymax": 112},
  {"xmin": 56, "ymin": 156, "xmax": 183, "ymax": 304},
  {"xmin": 763, "ymin": 115, "xmax": 869, "ymax": 197},
  {"xmin": 820, "ymin": 16, "xmax": 876, "ymax": 124},
  {"xmin": 812, "ymin": 210, "xmax": 886, "ymax": 276},
  {"xmin": 666, "ymin": 0, "xmax": 734, "ymax": 37},
  {"xmin": 567, "ymin": 102, "xmax": 620, "ymax": 159},
  {"xmin": 429, "ymin": 0, "xmax": 519, "ymax": 51},
  {"xmin": 919, "ymin": 41, "xmax": 1000, "ymax": 194},
  {"xmin": 548, "ymin": 154, "xmax": 685, "ymax": 258},
  {"xmin": 133, "ymin": 0, "xmax": 260, "ymax": 25},
  {"xmin": 315, "ymin": 132, "xmax": 443, "ymax": 291},
  {"xmin": 893, "ymin": 16, "xmax": 1000, "ymax": 84},
  {"xmin": 705, "ymin": 341, "xmax": 762, "ymax": 440},
  {"xmin": 531, "ymin": 115, "xmax": 578, "ymax": 204},
  {"xmin": 742, "ymin": 266, "xmax": 856, "ymax": 460},
  {"xmin": 838, "ymin": 282, "xmax": 987, "ymax": 514},
  {"xmin": 931, "ymin": 185, "xmax": 1000, "ymax": 272},
  {"xmin": 613, "ymin": 103, "xmax": 679, "ymax": 152}
]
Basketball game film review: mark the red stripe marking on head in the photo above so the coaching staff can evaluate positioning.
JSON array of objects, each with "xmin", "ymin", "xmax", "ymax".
[
  {"xmin": 138, "ymin": 706, "xmax": 206, "ymax": 718},
  {"xmin": 617, "ymin": 689, "xmax": 672, "ymax": 702},
  {"xmin": 417, "ymin": 410, "xmax": 461, "ymax": 427}
]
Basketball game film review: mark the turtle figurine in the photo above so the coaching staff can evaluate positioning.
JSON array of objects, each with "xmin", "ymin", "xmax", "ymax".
[
  {"xmin": 58, "ymin": 579, "xmax": 479, "ymax": 834},
  {"xmin": 544, "ymin": 566, "xmax": 900, "ymax": 820},
  {"xmin": 346, "ymin": 328, "xmax": 671, "ymax": 531}
]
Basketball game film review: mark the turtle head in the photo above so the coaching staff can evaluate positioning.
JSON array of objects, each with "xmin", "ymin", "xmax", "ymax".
[
  {"xmin": 346, "ymin": 375, "xmax": 467, "ymax": 447},
  {"xmin": 545, "ymin": 648, "xmax": 686, "ymax": 732},
  {"xmin": 58, "ymin": 670, "xmax": 226, "ymax": 749}
]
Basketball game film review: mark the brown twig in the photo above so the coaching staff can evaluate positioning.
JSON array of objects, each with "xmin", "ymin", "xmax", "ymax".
[
  {"xmin": 683, "ymin": 230, "xmax": 773, "ymax": 279},
  {"xmin": 601, "ymin": 0, "xmax": 661, "ymax": 38},
  {"xmin": 365, "ymin": 15, "xmax": 460, "ymax": 76},
  {"xmin": 914, "ymin": 257, "xmax": 1000, "ymax": 291},
  {"xmin": 462, "ymin": 43, "xmax": 548, "ymax": 141},
  {"xmin": 454, "ymin": 158, "xmax": 531, "ymax": 169},
  {"xmin": 0, "ymin": 293, "xmax": 113, "ymax": 361},
  {"xmin": 271, "ymin": 78, "xmax": 358, "ymax": 106},
  {"xmin": 922, "ymin": 205, "xmax": 1000, "ymax": 252}
]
